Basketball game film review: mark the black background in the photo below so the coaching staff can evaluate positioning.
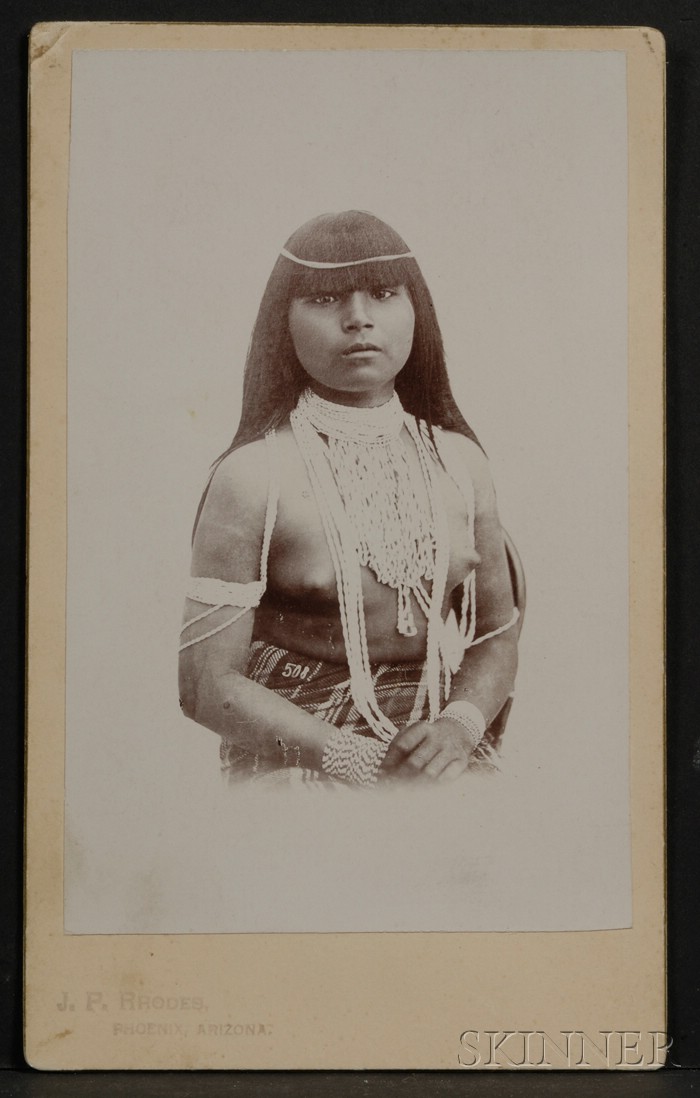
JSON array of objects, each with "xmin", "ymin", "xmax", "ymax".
[{"xmin": 3, "ymin": 1, "xmax": 698, "ymax": 1094}]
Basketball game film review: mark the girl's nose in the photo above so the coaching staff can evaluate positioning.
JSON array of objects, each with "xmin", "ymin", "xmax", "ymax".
[{"xmin": 341, "ymin": 291, "xmax": 373, "ymax": 331}]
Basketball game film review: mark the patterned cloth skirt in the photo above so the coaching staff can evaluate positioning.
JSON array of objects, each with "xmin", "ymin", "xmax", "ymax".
[
  {"xmin": 219, "ymin": 640, "xmax": 429, "ymax": 788},
  {"xmin": 219, "ymin": 640, "xmax": 499, "ymax": 788}
]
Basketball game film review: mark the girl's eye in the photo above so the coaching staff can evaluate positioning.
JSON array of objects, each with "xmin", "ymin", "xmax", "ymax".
[
  {"xmin": 371, "ymin": 287, "xmax": 397, "ymax": 300},
  {"xmin": 311, "ymin": 293, "xmax": 338, "ymax": 305}
]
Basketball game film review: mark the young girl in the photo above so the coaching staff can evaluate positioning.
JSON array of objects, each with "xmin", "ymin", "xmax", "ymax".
[{"xmin": 178, "ymin": 210, "xmax": 519, "ymax": 788}]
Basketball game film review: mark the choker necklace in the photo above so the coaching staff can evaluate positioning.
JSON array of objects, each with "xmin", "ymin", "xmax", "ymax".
[
  {"xmin": 296, "ymin": 388, "xmax": 404, "ymax": 443},
  {"xmin": 290, "ymin": 387, "xmax": 451, "ymax": 742}
]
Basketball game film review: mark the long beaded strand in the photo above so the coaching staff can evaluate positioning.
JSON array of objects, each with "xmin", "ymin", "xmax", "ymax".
[
  {"xmin": 290, "ymin": 411, "xmax": 397, "ymax": 741},
  {"xmin": 290, "ymin": 390, "xmax": 452, "ymax": 742}
]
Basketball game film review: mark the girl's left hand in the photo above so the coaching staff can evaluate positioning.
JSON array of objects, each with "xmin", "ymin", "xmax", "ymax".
[{"xmin": 380, "ymin": 718, "xmax": 474, "ymax": 782}]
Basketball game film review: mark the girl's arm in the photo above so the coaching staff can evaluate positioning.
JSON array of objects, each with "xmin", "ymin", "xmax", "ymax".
[
  {"xmin": 439, "ymin": 434, "xmax": 519, "ymax": 722},
  {"xmin": 178, "ymin": 443, "xmax": 333, "ymax": 771},
  {"xmin": 382, "ymin": 436, "xmax": 519, "ymax": 781}
]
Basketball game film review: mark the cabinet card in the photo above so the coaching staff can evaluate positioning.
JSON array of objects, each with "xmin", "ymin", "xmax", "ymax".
[{"xmin": 26, "ymin": 22, "xmax": 665, "ymax": 1070}]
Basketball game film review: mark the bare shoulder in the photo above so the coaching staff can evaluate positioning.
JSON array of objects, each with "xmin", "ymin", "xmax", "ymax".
[
  {"xmin": 436, "ymin": 429, "xmax": 493, "ymax": 494},
  {"xmin": 207, "ymin": 439, "xmax": 270, "ymax": 507},
  {"xmin": 192, "ymin": 439, "xmax": 271, "ymax": 580},
  {"xmin": 438, "ymin": 431, "xmax": 509, "ymax": 591},
  {"xmin": 199, "ymin": 434, "xmax": 272, "ymax": 524}
]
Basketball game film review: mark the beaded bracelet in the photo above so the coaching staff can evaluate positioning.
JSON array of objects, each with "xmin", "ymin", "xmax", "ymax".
[
  {"xmin": 321, "ymin": 728, "xmax": 389, "ymax": 786},
  {"xmin": 438, "ymin": 701, "xmax": 486, "ymax": 752}
]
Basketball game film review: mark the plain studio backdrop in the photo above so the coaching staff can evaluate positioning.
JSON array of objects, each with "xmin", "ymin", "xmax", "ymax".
[{"xmin": 64, "ymin": 48, "xmax": 630, "ymax": 933}]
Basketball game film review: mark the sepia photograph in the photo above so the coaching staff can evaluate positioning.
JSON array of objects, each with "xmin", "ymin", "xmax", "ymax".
[
  {"xmin": 61, "ymin": 39, "xmax": 633, "ymax": 935},
  {"xmin": 25, "ymin": 23, "xmax": 664, "ymax": 1069}
]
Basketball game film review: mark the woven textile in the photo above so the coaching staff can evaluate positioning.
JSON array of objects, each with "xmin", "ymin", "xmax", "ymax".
[
  {"xmin": 219, "ymin": 640, "xmax": 430, "ymax": 788},
  {"xmin": 219, "ymin": 641, "xmax": 500, "ymax": 788}
]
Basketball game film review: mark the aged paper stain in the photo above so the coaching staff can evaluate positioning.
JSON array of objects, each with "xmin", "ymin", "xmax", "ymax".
[{"xmin": 29, "ymin": 22, "xmax": 73, "ymax": 64}]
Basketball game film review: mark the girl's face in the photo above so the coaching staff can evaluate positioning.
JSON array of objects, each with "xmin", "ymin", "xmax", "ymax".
[{"xmin": 288, "ymin": 284, "xmax": 415, "ymax": 406}]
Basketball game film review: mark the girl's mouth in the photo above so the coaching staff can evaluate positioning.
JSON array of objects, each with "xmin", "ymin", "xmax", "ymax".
[{"xmin": 343, "ymin": 343, "xmax": 381, "ymax": 356}]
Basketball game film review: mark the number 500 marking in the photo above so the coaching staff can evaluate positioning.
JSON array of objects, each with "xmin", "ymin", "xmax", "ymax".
[{"xmin": 282, "ymin": 662, "xmax": 311, "ymax": 681}]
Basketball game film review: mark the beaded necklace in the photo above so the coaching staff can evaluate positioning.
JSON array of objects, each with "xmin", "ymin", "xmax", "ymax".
[{"xmin": 290, "ymin": 387, "xmax": 451, "ymax": 742}]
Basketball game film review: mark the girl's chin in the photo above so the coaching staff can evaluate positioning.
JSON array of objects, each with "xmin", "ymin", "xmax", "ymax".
[{"xmin": 305, "ymin": 367, "xmax": 403, "ymax": 394}]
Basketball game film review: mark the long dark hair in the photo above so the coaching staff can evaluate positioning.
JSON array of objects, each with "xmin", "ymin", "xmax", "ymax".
[{"xmin": 194, "ymin": 210, "xmax": 480, "ymax": 534}]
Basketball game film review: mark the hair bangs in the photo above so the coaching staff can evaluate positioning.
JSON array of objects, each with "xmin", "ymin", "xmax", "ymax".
[{"xmin": 287, "ymin": 255, "xmax": 421, "ymax": 301}]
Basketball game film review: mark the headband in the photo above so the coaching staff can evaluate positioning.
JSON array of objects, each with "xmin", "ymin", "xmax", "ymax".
[{"xmin": 280, "ymin": 247, "xmax": 414, "ymax": 269}]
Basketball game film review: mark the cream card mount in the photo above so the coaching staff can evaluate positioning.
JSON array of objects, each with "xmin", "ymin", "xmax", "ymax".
[{"xmin": 26, "ymin": 23, "xmax": 664, "ymax": 1070}]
